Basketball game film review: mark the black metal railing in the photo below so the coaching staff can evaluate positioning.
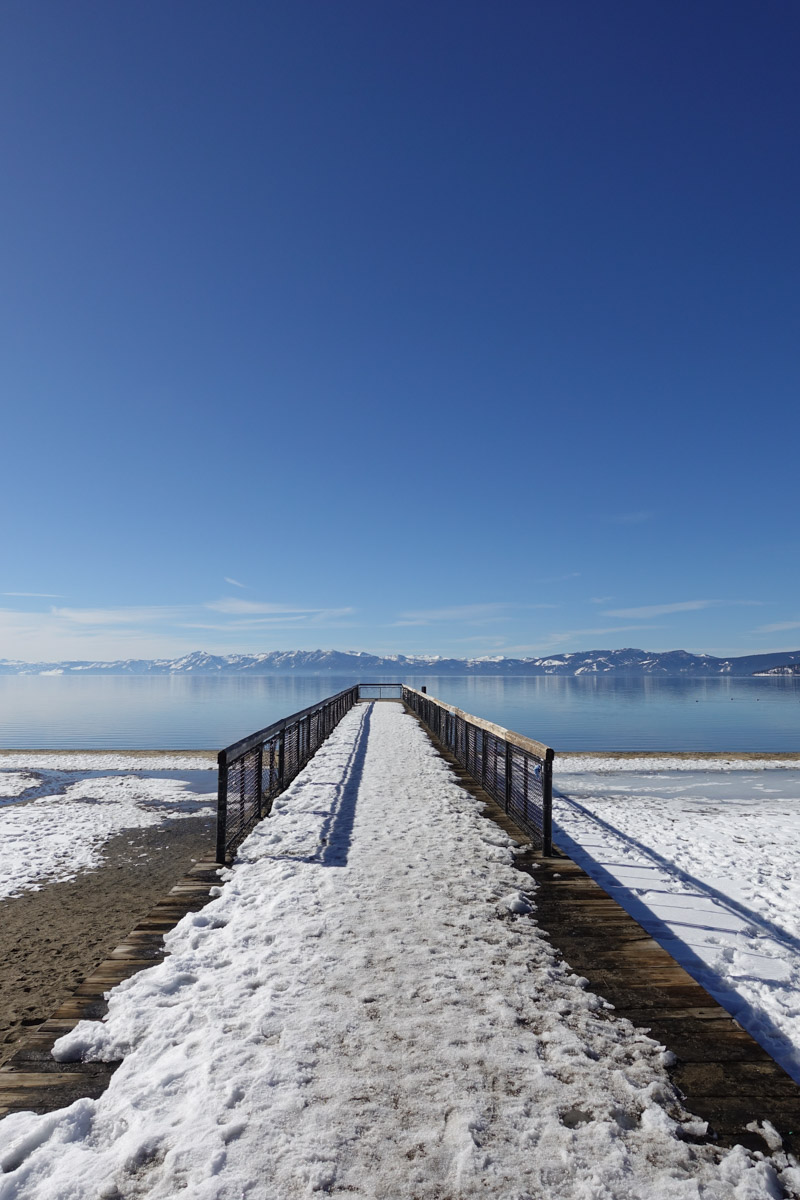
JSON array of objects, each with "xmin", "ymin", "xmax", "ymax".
[
  {"xmin": 216, "ymin": 681, "xmax": 554, "ymax": 862},
  {"xmin": 357, "ymin": 683, "xmax": 403, "ymax": 700},
  {"xmin": 216, "ymin": 685, "xmax": 359, "ymax": 861},
  {"xmin": 402, "ymin": 685, "xmax": 554, "ymax": 854}
]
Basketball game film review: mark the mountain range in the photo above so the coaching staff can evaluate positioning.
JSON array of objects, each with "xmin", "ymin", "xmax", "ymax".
[{"xmin": 2, "ymin": 648, "xmax": 800, "ymax": 676}]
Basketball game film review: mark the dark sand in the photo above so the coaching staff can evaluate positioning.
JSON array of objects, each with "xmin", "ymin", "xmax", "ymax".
[{"xmin": 0, "ymin": 814, "xmax": 215, "ymax": 1066}]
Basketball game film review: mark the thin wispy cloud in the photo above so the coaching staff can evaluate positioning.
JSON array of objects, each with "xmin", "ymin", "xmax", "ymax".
[
  {"xmin": 756, "ymin": 620, "xmax": 800, "ymax": 634},
  {"xmin": 602, "ymin": 600, "xmax": 712, "ymax": 619},
  {"xmin": 0, "ymin": 608, "xmax": 198, "ymax": 661},
  {"xmin": 0, "ymin": 596, "xmax": 359, "ymax": 660},
  {"xmin": 2, "ymin": 591, "xmax": 64, "ymax": 598},
  {"xmin": 450, "ymin": 636, "xmax": 509, "ymax": 647},
  {"xmin": 207, "ymin": 598, "xmax": 314, "ymax": 616},
  {"xmin": 589, "ymin": 596, "xmax": 613, "ymax": 605},
  {"xmin": 545, "ymin": 624, "xmax": 664, "ymax": 644},
  {"xmin": 499, "ymin": 625, "xmax": 665, "ymax": 656},
  {"xmin": 393, "ymin": 602, "xmax": 556, "ymax": 628},
  {"xmin": 394, "ymin": 604, "xmax": 508, "ymax": 628},
  {"xmin": 185, "ymin": 608, "xmax": 355, "ymax": 630},
  {"xmin": 205, "ymin": 598, "xmax": 354, "ymax": 621},
  {"xmin": 224, "ymin": 577, "xmax": 246, "ymax": 589},
  {"xmin": 52, "ymin": 605, "xmax": 183, "ymax": 626}
]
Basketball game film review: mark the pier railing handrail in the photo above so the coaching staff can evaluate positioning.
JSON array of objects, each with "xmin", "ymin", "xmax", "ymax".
[
  {"xmin": 219, "ymin": 687, "xmax": 359, "ymax": 764},
  {"xmin": 216, "ymin": 685, "xmax": 359, "ymax": 861},
  {"xmin": 216, "ymin": 681, "xmax": 554, "ymax": 862},
  {"xmin": 402, "ymin": 685, "xmax": 554, "ymax": 855},
  {"xmin": 401, "ymin": 685, "xmax": 553, "ymax": 762}
]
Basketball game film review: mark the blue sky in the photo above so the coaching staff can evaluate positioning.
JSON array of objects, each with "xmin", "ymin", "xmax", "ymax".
[{"xmin": 2, "ymin": 0, "xmax": 798, "ymax": 662}]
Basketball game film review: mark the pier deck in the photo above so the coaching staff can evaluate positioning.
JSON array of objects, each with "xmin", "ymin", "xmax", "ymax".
[
  {"xmin": 1, "ymin": 701, "xmax": 798, "ymax": 1196},
  {"xmin": 422, "ymin": 718, "xmax": 800, "ymax": 1155}
]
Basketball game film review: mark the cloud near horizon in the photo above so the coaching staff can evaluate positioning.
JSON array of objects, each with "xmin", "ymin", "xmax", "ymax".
[
  {"xmin": 394, "ymin": 602, "xmax": 557, "ymax": 627},
  {"xmin": 52, "ymin": 605, "xmax": 183, "ymax": 626},
  {"xmin": 207, "ymin": 598, "xmax": 321, "ymax": 616},
  {"xmin": 205, "ymin": 598, "xmax": 356, "ymax": 624},
  {"xmin": 533, "ymin": 624, "xmax": 665, "ymax": 649},
  {"xmin": 602, "ymin": 601, "xmax": 712, "ymax": 619},
  {"xmin": 0, "ymin": 597, "xmax": 358, "ymax": 661}
]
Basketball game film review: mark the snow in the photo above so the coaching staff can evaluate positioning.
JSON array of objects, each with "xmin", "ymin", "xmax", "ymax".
[
  {"xmin": 0, "ymin": 772, "xmax": 40, "ymax": 798},
  {"xmin": 0, "ymin": 769, "xmax": 215, "ymax": 899},
  {"xmin": 559, "ymin": 754, "xmax": 800, "ymax": 773},
  {"xmin": 554, "ymin": 762, "xmax": 800, "ymax": 1084},
  {"xmin": 0, "ymin": 704, "xmax": 796, "ymax": 1198},
  {"xmin": 0, "ymin": 753, "xmax": 215, "ymax": 771}
]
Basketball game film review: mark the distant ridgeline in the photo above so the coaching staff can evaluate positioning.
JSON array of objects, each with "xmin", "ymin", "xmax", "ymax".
[{"xmin": 2, "ymin": 648, "xmax": 800, "ymax": 677}]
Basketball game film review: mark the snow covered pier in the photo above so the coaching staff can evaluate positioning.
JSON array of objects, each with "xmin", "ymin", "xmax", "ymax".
[{"xmin": 2, "ymin": 701, "xmax": 800, "ymax": 1198}]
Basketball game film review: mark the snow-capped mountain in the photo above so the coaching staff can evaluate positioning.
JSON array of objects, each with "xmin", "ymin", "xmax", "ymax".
[{"xmin": 1, "ymin": 648, "xmax": 800, "ymax": 676}]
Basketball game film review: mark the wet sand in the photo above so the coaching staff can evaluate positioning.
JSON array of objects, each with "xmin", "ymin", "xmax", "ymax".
[{"xmin": 0, "ymin": 814, "xmax": 215, "ymax": 1066}]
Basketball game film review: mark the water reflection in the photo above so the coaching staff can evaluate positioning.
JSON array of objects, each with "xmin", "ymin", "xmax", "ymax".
[{"xmin": 0, "ymin": 674, "xmax": 797, "ymax": 752}]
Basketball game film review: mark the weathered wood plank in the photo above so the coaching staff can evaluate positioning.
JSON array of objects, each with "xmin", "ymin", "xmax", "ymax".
[
  {"xmin": 407, "ymin": 709, "xmax": 800, "ymax": 1158},
  {"xmin": 0, "ymin": 856, "xmax": 222, "ymax": 1118}
]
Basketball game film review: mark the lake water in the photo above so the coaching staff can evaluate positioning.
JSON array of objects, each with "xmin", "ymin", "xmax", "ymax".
[{"xmin": 0, "ymin": 674, "xmax": 798, "ymax": 752}]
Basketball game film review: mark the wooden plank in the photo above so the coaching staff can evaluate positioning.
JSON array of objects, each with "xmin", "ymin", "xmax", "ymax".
[
  {"xmin": 0, "ymin": 1072, "xmax": 79, "ymax": 1086},
  {"xmin": 0, "ymin": 856, "xmax": 222, "ymax": 1118},
  {"xmin": 410, "ymin": 714, "xmax": 800, "ymax": 1158},
  {"xmin": 535, "ymin": 860, "xmax": 800, "ymax": 1153}
]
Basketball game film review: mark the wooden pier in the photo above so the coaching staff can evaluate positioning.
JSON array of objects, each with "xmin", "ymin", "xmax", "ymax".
[
  {"xmin": 422, "ymin": 718, "xmax": 800, "ymax": 1159},
  {"xmin": 2, "ymin": 703, "xmax": 799, "ymax": 1165}
]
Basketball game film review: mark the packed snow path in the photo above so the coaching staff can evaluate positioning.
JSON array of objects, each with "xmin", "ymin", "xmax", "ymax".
[{"xmin": 0, "ymin": 703, "xmax": 795, "ymax": 1199}]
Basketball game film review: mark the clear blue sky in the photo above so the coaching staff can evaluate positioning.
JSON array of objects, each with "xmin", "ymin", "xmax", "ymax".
[{"xmin": 2, "ymin": 0, "xmax": 798, "ymax": 662}]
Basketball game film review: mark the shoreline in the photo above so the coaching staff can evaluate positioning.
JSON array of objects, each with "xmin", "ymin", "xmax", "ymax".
[
  {"xmin": 0, "ymin": 748, "xmax": 218, "ymax": 759},
  {"xmin": 560, "ymin": 750, "xmax": 800, "ymax": 759},
  {"xmin": 2, "ymin": 748, "xmax": 798, "ymax": 760},
  {"xmin": 0, "ymin": 813, "xmax": 214, "ymax": 1067}
]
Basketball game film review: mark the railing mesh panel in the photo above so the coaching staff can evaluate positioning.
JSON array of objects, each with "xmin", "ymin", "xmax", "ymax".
[
  {"xmin": 217, "ymin": 686, "xmax": 359, "ymax": 861},
  {"xmin": 402, "ymin": 687, "xmax": 552, "ymax": 852}
]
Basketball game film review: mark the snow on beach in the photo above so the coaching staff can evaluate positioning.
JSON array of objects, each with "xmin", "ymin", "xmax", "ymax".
[
  {"xmin": 0, "ymin": 761, "xmax": 215, "ymax": 899},
  {"xmin": 554, "ymin": 762, "xmax": 800, "ymax": 1084},
  {"xmin": 0, "ymin": 772, "xmax": 39, "ymax": 798},
  {"xmin": 0, "ymin": 753, "xmax": 215, "ymax": 771},
  {"xmin": 558, "ymin": 755, "xmax": 800, "ymax": 773},
  {"xmin": 0, "ymin": 703, "xmax": 795, "ymax": 1199}
]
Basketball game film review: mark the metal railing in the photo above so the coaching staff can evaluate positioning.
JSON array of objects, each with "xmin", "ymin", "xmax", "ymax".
[
  {"xmin": 216, "ymin": 685, "xmax": 359, "ymax": 861},
  {"xmin": 357, "ymin": 683, "xmax": 403, "ymax": 700},
  {"xmin": 216, "ymin": 681, "xmax": 554, "ymax": 862},
  {"xmin": 402, "ymin": 685, "xmax": 554, "ymax": 854}
]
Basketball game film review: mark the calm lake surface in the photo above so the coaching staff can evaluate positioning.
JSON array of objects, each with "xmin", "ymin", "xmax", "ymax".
[{"xmin": 0, "ymin": 675, "xmax": 798, "ymax": 752}]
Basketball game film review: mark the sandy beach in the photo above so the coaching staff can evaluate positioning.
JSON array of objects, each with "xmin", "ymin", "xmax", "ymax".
[{"xmin": 0, "ymin": 813, "xmax": 214, "ymax": 1066}]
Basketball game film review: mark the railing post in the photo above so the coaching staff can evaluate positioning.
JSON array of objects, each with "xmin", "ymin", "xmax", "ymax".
[
  {"xmin": 504, "ymin": 742, "xmax": 511, "ymax": 813},
  {"xmin": 278, "ymin": 727, "xmax": 285, "ymax": 788},
  {"xmin": 542, "ymin": 749, "xmax": 554, "ymax": 856},
  {"xmin": 255, "ymin": 745, "xmax": 263, "ymax": 819},
  {"xmin": 215, "ymin": 750, "xmax": 228, "ymax": 863}
]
